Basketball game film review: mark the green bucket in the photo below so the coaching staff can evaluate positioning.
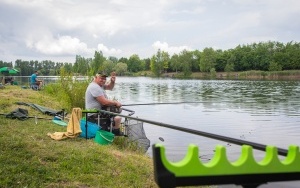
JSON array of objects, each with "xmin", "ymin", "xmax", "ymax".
[{"xmin": 95, "ymin": 130, "xmax": 115, "ymax": 145}]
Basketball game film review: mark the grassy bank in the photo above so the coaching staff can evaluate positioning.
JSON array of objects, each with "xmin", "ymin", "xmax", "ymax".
[
  {"xmin": 0, "ymin": 85, "xmax": 157, "ymax": 187},
  {"xmin": 188, "ymin": 70, "xmax": 300, "ymax": 80}
]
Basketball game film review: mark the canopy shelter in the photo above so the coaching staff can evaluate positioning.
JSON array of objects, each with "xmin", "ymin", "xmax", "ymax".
[
  {"xmin": 0, "ymin": 67, "xmax": 20, "ymax": 74},
  {"xmin": 0, "ymin": 67, "xmax": 19, "ymax": 85}
]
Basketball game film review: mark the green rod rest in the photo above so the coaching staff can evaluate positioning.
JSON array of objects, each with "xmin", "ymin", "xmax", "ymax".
[
  {"xmin": 152, "ymin": 144, "xmax": 300, "ymax": 188},
  {"xmin": 82, "ymin": 109, "xmax": 99, "ymax": 113}
]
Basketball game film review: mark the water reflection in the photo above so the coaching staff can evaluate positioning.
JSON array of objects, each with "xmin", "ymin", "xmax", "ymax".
[
  {"xmin": 109, "ymin": 78, "xmax": 300, "ymax": 187},
  {"xmin": 108, "ymin": 79, "xmax": 298, "ymax": 165},
  {"xmin": 108, "ymin": 78, "xmax": 299, "ymax": 161}
]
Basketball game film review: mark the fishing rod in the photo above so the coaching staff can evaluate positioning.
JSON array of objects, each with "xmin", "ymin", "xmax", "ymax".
[
  {"xmin": 122, "ymin": 102, "xmax": 207, "ymax": 106},
  {"xmin": 0, "ymin": 113, "xmax": 50, "ymax": 119},
  {"xmin": 98, "ymin": 109, "xmax": 289, "ymax": 156},
  {"xmin": 0, "ymin": 113, "xmax": 54, "ymax": 125}
]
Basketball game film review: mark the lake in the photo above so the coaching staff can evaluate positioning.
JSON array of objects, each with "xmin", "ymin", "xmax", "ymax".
[{"xmin": 106, "ymin": 76, "xmax": 300, "ymax": 188}]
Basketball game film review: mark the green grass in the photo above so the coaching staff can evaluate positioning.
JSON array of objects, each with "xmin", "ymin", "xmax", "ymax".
[
  {"xmin": 0, "ymin": 85, "xmax": 213, "ymax": 188},
  {"xmin": 0, "ymin": 85, "xmax": 157, "ymax": 188}
]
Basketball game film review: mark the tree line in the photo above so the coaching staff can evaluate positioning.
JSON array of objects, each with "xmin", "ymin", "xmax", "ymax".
[{"xmin": 1, "ymin": 41, "xmax": 300, "ymax": 77}]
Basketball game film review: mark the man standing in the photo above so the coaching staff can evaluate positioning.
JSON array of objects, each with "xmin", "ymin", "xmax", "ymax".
[
  {"xmin": 30, "ymin": 70, "xmax": 42, "ymax": 90},
  {"xmin": 85, "ymin": 72, "xmax": 123, "ymax": 135}
]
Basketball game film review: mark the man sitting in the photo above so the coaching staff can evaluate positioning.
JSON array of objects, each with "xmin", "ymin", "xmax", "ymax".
[
  {"xmin": 85, "ymin": 72, "xmax": 123, "ymax": 136},
  {"xmin": 4, "ymin": 77, "xmax": 14, "ymax": 85},
  {"xmin": 30, "ymin": 70, "xmax": 43, "ymax": 90}
]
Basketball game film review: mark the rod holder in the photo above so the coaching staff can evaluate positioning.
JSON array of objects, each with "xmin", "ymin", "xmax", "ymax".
[{"xmin": 153, "ymin": 144, "xmax": 300, "ymax": 188}]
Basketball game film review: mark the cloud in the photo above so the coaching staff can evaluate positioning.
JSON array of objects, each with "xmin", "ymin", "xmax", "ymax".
[
  {"xmin": 0, "ymin": 0, "xmax": 300, "ymax": 62},
  {"xmin": 97, "ymin": 43, "xmax": 122, "ymax": 55},
  {"xmin": 26, "ymin": 35, "xmax": 93, "ymax": 56},
  {"xmin": 152, "ymin": 41, "xmax": 193, "ymax": 55}
]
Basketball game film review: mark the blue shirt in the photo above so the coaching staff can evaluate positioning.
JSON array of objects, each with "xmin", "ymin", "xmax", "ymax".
[{"xmin": 30, "ymin": 73, "xmax": 37, "ymax": 84}]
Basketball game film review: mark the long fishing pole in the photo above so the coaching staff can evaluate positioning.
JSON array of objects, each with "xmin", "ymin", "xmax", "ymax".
[
  {"xmin": 123, "ymin": 102, "xmax": 207, "ymax": 106},
  {"xmin": 100, "ymin": 109, "xmax": 289, "ymax": 156},
  {"xmin": 0, "ymin": 113, "xmax": 51, "ymax": 119}
]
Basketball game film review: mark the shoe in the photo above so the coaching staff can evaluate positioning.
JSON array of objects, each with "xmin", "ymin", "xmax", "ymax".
[{"xmin": 112, "ymin": 128, "xmax": 124, "ymax": 136}]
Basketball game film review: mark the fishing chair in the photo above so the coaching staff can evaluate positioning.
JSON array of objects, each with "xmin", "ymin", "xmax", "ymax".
[
  {"xmin": 82, "ymin": 111, "xmax": 113, "ymax": 131},
  {"xmin": 82, "ymin": 106, "xmax": 124, "ymax": 139},
  {"xmin": 96, "ymin": 112, "xmax": 114, "ymax": 132}
]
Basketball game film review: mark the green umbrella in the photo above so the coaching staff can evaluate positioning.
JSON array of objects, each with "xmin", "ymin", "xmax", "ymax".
[{"xmin": 0, "ymin": 67, "xmax": 20, "ymax": 74}]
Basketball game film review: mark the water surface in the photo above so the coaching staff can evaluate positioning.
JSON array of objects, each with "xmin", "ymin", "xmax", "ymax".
[{"xmin": 107, "ymin": 77, "xmax": 300, "ymax": 187}]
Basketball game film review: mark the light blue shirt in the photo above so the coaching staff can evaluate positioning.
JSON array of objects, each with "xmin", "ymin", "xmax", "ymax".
[{"xmin": 30, "ymin": 73, "xmax": 37, "ymax": 84}]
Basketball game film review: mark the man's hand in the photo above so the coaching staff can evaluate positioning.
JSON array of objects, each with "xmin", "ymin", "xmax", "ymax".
[
  {"xmin": 110, "ymin": 72, "xmax": 116, "ymax": 83},
  {"xmin": 115, "ymin": 101, "xmax": 122, "ymax": 108}
]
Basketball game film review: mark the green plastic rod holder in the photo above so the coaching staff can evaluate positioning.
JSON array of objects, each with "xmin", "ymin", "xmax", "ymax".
[{"xmin": 152, "ymin": 144, "xmax": 300, "ymax": 188}]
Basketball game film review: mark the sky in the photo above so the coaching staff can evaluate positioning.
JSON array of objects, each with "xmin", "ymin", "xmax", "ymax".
[{"xmin": 0, "ymin": 0, "xmax": 300, "ymax": 63}]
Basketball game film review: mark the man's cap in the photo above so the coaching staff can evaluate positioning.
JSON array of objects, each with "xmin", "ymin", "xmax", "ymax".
[{"xmin": 96, "ymin": 73, "xmax": 108, "ymax": 77}]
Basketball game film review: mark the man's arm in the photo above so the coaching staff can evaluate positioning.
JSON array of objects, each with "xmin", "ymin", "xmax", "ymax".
[
  {"xmin": 104, "ymin": 72, "xmax": 116, "ymax": 90},
  {"xmin": 96, "ymin": 95, "xmax": 121, "ymax": 107}
]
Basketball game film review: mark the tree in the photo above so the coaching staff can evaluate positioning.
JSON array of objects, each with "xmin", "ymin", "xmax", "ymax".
[
  {"xmin": 90, "ymin": 51, "xmax": 106, "ymax": 75},
  {"xmin": 0, "ymin": 61, "xmax": 13, "ymax": 68},
  {"xmin": 161, "ymin": 51, "xmax": 170, "ymax": 72},
  {"xmin": 225, "ymin": 53, "xmax": 236, "ymax": 72},
  {"xmin": 150, "ymin": 49, "xmax": 165, "ymax": 76},
  {"xmin": 269, "ymin": 61, "xmax": 282, "ymax": 71},
  {"xmin": 102, "ymin": 60, "xmax": 115, "ymax": 74},
  {"xmin": 15, "ymin": 59, "xmax": 31, "ymax": 76},
  {"xmin": 179, "ymin": 50, "xmax": 193, "ymax": 76},
  {"xmin": 118, "ymin": 57, "xmax": 128, "ymax": 64},
  {"xmin": 191, "ymin": 50, "xmax": 201, "ymax": 72},
  {"xmin": 127, "ymin": 54, "xmax": 143, "ymax": 72},
  {"xmin": 108, "ymin": 56, "xmax": 118, "ymax": 63},
  {"xmin": 199, "ymin": 48, "xmax": 216, "ymax": 72},
  {"xmin": 215, "ymin": 50, "xmax": 228, "ymax": 72},
  {"xmin": 284, "ymin": 41, "xmax": 300, "ymax": 70},
  {"xmin": 40, "ymin": 60, "xmax": 55, "ymax": 75},
  {"xmin": 224, "ymin": 62, "xmax": 235, "ymax": 72},
  {"xmin": 143, "ymin": 58, "xmax": 151, "ymax": 71},
  {"xmin": 63, "ymin": 63, "xmax": 73, "ymax": 74},
  {"xmin": 115, "ymin": 62, "xmax": 128, "ymax": 75},
  {"xmin": 73, "ymin": 55, "xmax": 89, "ymax": 75},
  {"xmin": 170, "ymin": 54, "xmax": 181, "ymax": 72}
]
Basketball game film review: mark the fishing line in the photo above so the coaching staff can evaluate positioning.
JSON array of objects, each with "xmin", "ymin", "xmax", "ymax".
[{"xmin": 99, "ymin": 109, "xmax": 289, "ymax": 156}]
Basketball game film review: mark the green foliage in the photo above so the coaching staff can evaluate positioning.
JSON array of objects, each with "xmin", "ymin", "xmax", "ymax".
[
  {"xmin": 4, "ymin": 41, "xmax": 300, "ymax": 77},
  {"xmin": 0, "ymin": 86, "xmax": 157, "ymax": 188},
  {"xmin": 210, "ymin": 68, "xmax": 216, "ymax": 78},
  {"xmin": 199, "ymin": 47, "xmax": 217, "ymax": 72},
  {"xmin": 269, "ymin": 61, "xmax": 282, "ymax": 71},
  {"xmin": 179, "ymin": 50, "xmax": 193, "ymax": 77},
  {"xmin": 150, "ymin": 50, "xmax": 163, "ymax": 76},
  {"xmin": 150, "ymin": 50, "xmax": 170, "ymax": 76},
  {"xmin": 127, "ymin": 54, "xmax": 144, "ymax": 72},
  {"xmin": 115, "ymin": 62, "xmax": 128, "ymax": 75},
  {"xmin": 90, "ymin": 51, "xmax": 106, "ymax": 75},
  {"xmin": 225, "ymin": 62, "xmax": 235, "ymax": 72},
  {"xmin": 170, "ymin": 54, "xmax": 181, "ymax": 72},
  {"xmin": 45, "ymin": 68, "xmax": 90, "ymax": 110},
  {"xmin": 73, "ymin": 55, "xmax": 90, "ymax": 75},
  {"xmin": 102, "ymin": 60, "xmax": 115, "ymax": 74}
]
